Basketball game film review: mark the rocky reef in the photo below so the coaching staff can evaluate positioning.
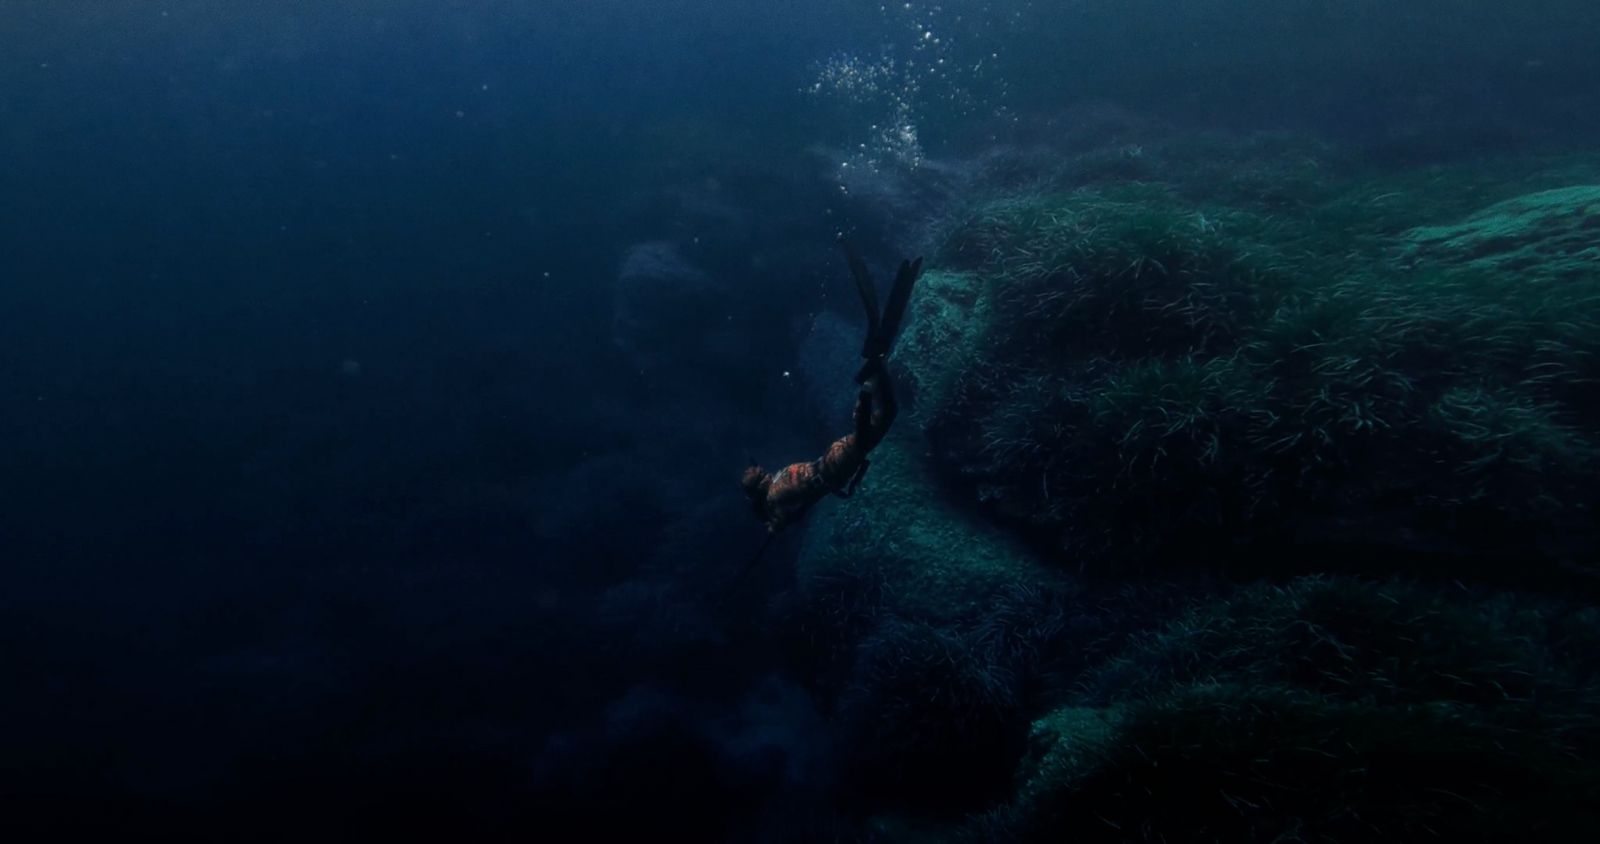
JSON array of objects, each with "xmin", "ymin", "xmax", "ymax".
[
  {"xmin": 908, "ymin": 142, "xmax": 1600, "ymax": 581},
  {"xmin": 781, "ymin": 134, "xmax": 1600, "ymax": 840},
  {"xmin": 978, "ymin": 577, "xmax": 1600, "ymax": 841}
]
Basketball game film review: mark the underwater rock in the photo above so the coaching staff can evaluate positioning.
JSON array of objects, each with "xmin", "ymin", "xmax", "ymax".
[
  {"xmin": 1402, "ymin": 184, "xmax": 1600, "ymax": 280},
  {"xmin": 893, "ymin": 174, "xmax": 1600, "ymax": 577},
  {"xmin": 835, "ymin": 616, "xmax": 1031, "ymax": 814},
  {"xmin": 611, "ymin": 240, "xmax": 731, "ymax": 372},
  {"xmin": 778, "ymin": 140, "xmax": 1600, "ymax": 839},
  {"xmin": 781, "ymin": 420, "xmax": 1090, "ymax": 819},
  {"xmin": 793, "ymin": 433, "xmax": 1053, "ymax": 626},
  {"xmin": 972, "ymin": 577, "xmax": 1600, "ymax": 842},
  {"xmin": 892, "ymin": 269, "xmax": 984, "ymax": 427},
  {"xmin": 989, "ymin": 684, "xmax": 1600, "ymax": 842}
]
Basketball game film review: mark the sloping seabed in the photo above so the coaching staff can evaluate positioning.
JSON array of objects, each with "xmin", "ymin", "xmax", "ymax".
[{"xmin": 781, "ymin": 132, "xmax": 1600, "ymax": 841}]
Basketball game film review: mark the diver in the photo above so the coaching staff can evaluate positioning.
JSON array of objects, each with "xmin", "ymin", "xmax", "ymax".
[{"xmin": 741, "ymin": 239, "xmax": 923, "ymax": 537}]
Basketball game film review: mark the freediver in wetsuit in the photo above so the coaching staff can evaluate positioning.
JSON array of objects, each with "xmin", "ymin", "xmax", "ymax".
[{"xmin": 741, "ymin": 240, "xmax": 923, "ymax": 536}]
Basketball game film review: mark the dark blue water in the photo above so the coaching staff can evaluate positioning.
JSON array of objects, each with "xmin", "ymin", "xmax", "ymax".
[{"xmin": 4, "ymin": 2, "xmax": 1599, "ymax": 840}]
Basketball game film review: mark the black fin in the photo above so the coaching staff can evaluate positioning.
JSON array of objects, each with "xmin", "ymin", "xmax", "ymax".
[
  {"xmin": 853, "ymin": 355, "xmax": 885, "ymax": 385},
  {"xmin": 875, "ymin": 256, "xmax": 923, "ymax": 357},
  {"xmin": 840, "ymin": 237, "xmax": 881, "ymax": 357}
]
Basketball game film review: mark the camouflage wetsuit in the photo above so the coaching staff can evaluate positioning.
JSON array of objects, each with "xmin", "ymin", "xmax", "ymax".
[{"xmin": 744, "ymin": 365, "xmax": 897, "ymax": 534}]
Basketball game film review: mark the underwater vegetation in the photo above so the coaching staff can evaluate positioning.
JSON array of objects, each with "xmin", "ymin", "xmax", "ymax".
[
  {"xmin": 971, "ymin": 577, "xmax": 1600, "ymax": 842},
  {"xmin": 784, "ymin": 132, "xmax": 1600, "ymax": 841},
  {"xmin": 906, "ymin": 139, "xmax": 1600, "ymax": 579}
]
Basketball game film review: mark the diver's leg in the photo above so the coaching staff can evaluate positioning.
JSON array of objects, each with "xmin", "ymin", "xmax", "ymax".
[
  {"xmin": 852, "ymin": 382, "xmax": 874, "ymax": 441},
  {"xmin": 865, "ymin": 365, "xmax": 897, "ymax": 446}
]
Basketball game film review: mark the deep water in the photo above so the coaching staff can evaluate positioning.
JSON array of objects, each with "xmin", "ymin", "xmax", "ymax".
[{"xmin": 4, "ymin": 2, "xmax": 1599, "ymax": 841}]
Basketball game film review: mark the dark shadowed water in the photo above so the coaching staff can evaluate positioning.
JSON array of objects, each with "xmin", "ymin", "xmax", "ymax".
[{"xmin": 4, "ymin": 2, "xmax": 1599, "ymax": 840}]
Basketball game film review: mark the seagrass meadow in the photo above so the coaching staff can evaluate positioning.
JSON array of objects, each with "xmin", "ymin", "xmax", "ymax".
[{"xmin": 783, "ymin": 132, "xmax": 1600, "ymax": 841}]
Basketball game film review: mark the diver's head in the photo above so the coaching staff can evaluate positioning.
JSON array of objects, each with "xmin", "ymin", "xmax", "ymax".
[
  {"xmin": 741, "ymin": 464, "xmax": 771, "ymax": 500},
  {"xmin": 741, "ymin": 464, "xmax": 773, "ymax": 523}
]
